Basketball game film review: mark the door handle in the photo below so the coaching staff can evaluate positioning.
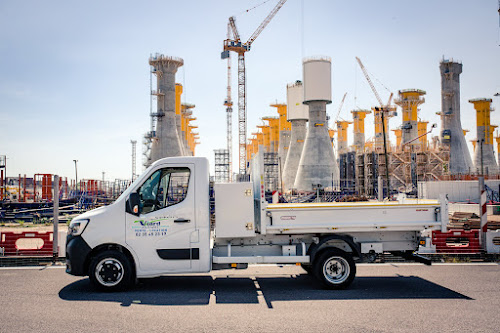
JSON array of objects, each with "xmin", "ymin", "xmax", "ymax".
[{"xmin": 174, "ymin": 218, "xmax": 190, "ymax": 223}]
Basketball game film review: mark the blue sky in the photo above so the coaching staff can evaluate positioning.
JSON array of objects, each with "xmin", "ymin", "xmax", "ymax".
[{"xmin": 1, "ymin": 0, "xmax": 499, "ymax": 181}]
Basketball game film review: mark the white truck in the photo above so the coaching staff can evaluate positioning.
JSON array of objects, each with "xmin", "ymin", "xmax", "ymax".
[{"xmin": 65, "ymin": 156, "xmax": 447, "ymax": 291}]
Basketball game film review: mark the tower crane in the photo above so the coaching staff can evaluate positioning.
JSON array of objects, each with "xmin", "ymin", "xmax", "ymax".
[
  {"xmin": 334, "ymin": 92, "xmax": 348, "ymax": 122},
  {"xmin": 222, "ymin": 0, "xmax": 288, "ymax": 175},
  {"xmin": 355, "ymin": 56, "xmax": 393, "ymax": 198},
  {"xmin": 224, "ymin": 23, "xmax": 233, "ymax": 182}
]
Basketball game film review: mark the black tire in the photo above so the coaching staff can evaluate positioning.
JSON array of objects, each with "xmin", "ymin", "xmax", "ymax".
[
  {"xmin": 313, "ymin": 248, "xmax": 356, "ymax": 289},
  {"xmin": 89, "ymin": 250, "xmax": 133, "ymax": 292}
]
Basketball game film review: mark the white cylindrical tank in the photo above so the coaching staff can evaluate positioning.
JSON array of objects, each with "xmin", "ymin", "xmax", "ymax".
[
  {"xmin": 303, "ymin": 57, "xmax": 332, "ymax": 104},
  {"xmin": 287, "ymin": 81, "xmax": 309, "ymax": 121}
]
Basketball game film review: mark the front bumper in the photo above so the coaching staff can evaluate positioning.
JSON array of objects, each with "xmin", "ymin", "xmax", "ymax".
[{"xmin": 65, "ymin": 235, "xmax": 92, "ymax": 276}]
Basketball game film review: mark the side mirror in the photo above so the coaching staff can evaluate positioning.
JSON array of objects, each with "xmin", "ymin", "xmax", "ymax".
[{"xmin": 127, "ymin": 192, "xmax": 141, "ymax": 215}]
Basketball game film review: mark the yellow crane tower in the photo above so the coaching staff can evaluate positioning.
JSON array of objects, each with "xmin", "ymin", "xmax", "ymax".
[{"xmin": 221, "ymin": 0, "xmax": 288, "ymax": 175}]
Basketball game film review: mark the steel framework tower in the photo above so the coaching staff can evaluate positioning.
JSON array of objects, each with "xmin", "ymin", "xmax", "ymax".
[
  {"xmin": 221, "ymin": 0, "xmax": 287, "ymax": 175},
  {"xmin": 131, "ymin": 140, "xmax": 137, "ymax": 181}
]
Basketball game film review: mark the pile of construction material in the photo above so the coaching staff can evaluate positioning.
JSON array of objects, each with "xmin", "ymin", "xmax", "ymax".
[{"xmin": 447, "ymin": 212, "xmax": 500, "ymax": 230}]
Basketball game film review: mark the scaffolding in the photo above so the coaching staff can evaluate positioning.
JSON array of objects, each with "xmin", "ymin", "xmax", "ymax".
[
  {"xmin": 263, "ymin": 152, "xmax": 279, "ymax": 192},
  {"xmin": 214, "ymin": 149, "xmax": 230, "ymax": 183},
  {"xmin": 350, "ymin": 149, "xmax": 450, "ymax": 197}
]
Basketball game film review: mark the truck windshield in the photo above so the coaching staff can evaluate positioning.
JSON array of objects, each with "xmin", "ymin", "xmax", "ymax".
[{"xmin": 137, "ymin": 167, "xmax": 190, "ymax": 214}]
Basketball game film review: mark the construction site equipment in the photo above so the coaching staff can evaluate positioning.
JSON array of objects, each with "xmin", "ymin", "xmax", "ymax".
[
  {"xmin": 222, "ymin": 0, "xmax": 288, "ymax": 175},
  {"xmin": 214, "ymin": 149, "xmax": 230, "ymax": 183},
  {"xmin": 224, "ymin": 23, "xmax": 233, "ymax": 181},
  {"xmin": 65, "ymin": 155, "xmax": 448, "ymax": 291},
  {"xmin": 355, "ymin": 57, "xmax": 392, "ymax": 196}
]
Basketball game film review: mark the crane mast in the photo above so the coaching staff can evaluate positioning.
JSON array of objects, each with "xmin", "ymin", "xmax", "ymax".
[
  {"xmin": 222, "ymin": 0, "xmax": 287, "ymax": 175},
  {"xmin": 225, "ymin": 23, "xmax": 233, "ymax": 182},
  {"xmin": 355, "ymin": 56, "xmax": 393, "ymax": 198}
]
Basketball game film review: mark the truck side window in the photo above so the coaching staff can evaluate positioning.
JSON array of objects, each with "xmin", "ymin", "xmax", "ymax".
[{"xmin": 137, "ymin": 167, "xmax": 190, "ymax": 214}]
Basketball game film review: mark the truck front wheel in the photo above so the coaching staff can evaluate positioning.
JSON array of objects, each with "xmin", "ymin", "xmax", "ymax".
[
  {"xmin": 314, "ymin": 248, "xmax": 356, "ymax": 289},
  {"xmin": 89, "ymin": 250, "xmax": 133, "ymax": 291}
]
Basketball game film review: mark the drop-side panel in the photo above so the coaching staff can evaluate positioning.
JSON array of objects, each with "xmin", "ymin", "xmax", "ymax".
[{"xmin": 265, "ymin": 201, "xmax": 441, "ymax": 234}]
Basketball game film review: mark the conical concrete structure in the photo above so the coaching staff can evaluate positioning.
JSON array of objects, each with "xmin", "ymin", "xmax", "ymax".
[
  {"xmin": 439, "ymin": 60, "xmax": 473, "ymax": 174},
  {"xmin": 470, "ymin": 98, "xmax": 498, "ymax": 174},
  {"xmin": 282, "ymin": 81, "xmax": 308, "ymax": 191},
  {"xmin": 149, "ymin": 54, "xmax": 184, "ymax": 162},
  {"xmin": 294, "ymin": 57, "xmax": 339, "ymax": 191}
]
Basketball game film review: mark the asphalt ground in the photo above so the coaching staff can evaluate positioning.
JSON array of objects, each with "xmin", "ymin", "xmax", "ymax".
[{"xmin": 0, "ymin": 263, "xmax": 498, "ymax": 332}]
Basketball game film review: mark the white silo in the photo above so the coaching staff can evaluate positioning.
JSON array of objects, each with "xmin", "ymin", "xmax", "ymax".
[
  {"xmin": 282, "ymin": 81, "xmax": 309, "ymax": 191},
  {"xmin": 294, "ymin": 57, "xmax": 339, "ymax": 191}
]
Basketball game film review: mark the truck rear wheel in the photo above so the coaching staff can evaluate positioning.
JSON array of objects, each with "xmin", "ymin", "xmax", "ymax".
[
  {"xmin": 89, "ymin": 250, "xmax": 133, "ymax": 291},
  {"xmin": 314, "ymin": 248, "xmax": 356, "ymax": 289}
]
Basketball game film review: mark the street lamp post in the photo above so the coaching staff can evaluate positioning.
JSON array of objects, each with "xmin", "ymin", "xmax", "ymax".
[{"xmin": 73, "ymin": 160, "xmax": 78, "ymax": 196}]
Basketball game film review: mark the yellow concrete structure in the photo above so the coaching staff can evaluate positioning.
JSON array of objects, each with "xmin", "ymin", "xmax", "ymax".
[
  {"xmin": 175, "ymin": 84, "xmax": 182, "ymax": 116},
  {"xmin": 272, "ymin": 104, "xmax": 291, "ymax": 132},
  {"xmin": 257, "ymin": 125, "xmax": 271, "ymax": 152},
  {"xmin": 181, "ymin": 103, "xmax": 196, "ymax": 155},
  {"xmin": 351, "ymin": 109, "xmax": 371, "ymax": 152},
  {"xmin": 417, "ymin": 121, "xmax": 429, "ymax": 150},
  {"xmin": 372, "ymin": 106, "xmax": 395, "ymax": 151},
  {"xmin": 336, "ymin": 120, "xmax": 352, "ymax": 154},
  {"xmin": 328, "ymin": 128, "xmax": 336, "ymax": 147},
  {"xmin": 394, "ymin": 89, "xmax": 426, "ymax": 146},
  {"xmin": 469, "ymin": 98, "xmax": 498, "ymax": 174},
  {"xmin": 263, "ymin": 117, "xmax": 280, "ymax": 153},
  {"xmin": 392, "ymin": 128, "xmax": 402, "ymax": 148}
]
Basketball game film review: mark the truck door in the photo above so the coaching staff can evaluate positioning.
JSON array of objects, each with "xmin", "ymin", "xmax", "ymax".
[{"xmin": 125, "ymin": 164, "xmax": 197, "ymax": 274}]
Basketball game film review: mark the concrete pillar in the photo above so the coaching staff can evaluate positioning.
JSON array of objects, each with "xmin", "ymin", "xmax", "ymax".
[
  {"xmin": 175, "ymin": 84, "xmax": 186, "ymax": 156},
  {"xmin": 439, "ymin": 60, "xmax": 473, "ymax": 174},
  {"xmin": 351, "ymin": 109, "xmax": 371, "ymax": 153},
  {"xmin": 336, "ymin": 120, "xmax": 352, "ymax": 156},
  {"xmin": 373, "ymin": 106, "xmax": 394, "ymax": 152},
  {"xmin": 392, "ymin": 128, "xmax": 402, "ymax": 150},
  {"xmin": 394, "ymin": 89, "xmax": 425, "ymax": 147},
  {"xmin": 282, "ymin": 81, "xmax": 308, "ymax": 191},
  {"xmin": 470, "ymin": 98, "xmax": 497, "ymax": 174},
  {"xmin": 272, "ymin": 104, "xmax": 291, "ymax": 168},
  {"xmin": 295, "ymin": 100, "xmax": 339, "ymax": 191},
  {"xmin": 282, "ymin": 119, "xmax": 307, "ymax": 190},
  {"xmin": 418, "ymin": 121, "xmax": 429, "ymax": 150},
  {"xmin": 295, "ymin": 57, "xmax": 339, "ymax": 191},
  {"xmin": 149, "ymin": 54, "xmax": 184, "ymax": 161}
]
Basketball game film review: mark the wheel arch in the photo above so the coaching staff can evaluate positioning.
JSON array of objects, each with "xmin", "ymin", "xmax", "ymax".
[
  {"xmin": 308, "ymin": 234, "xmax": 361, "ymax": 264},
  {"xmin": 85, "ymin": 243, "xmax": 137, "ymax": 277}
]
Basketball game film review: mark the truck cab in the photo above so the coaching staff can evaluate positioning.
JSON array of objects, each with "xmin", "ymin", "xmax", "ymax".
[{"xmin": 66, "ymin": 157, "xmax": 212, "ymax": 290}]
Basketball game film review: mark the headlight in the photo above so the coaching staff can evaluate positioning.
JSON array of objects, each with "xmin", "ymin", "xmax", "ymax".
[{"xmin": 68, "ymin": 219, "xmax": 89, "ymax": 236}]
